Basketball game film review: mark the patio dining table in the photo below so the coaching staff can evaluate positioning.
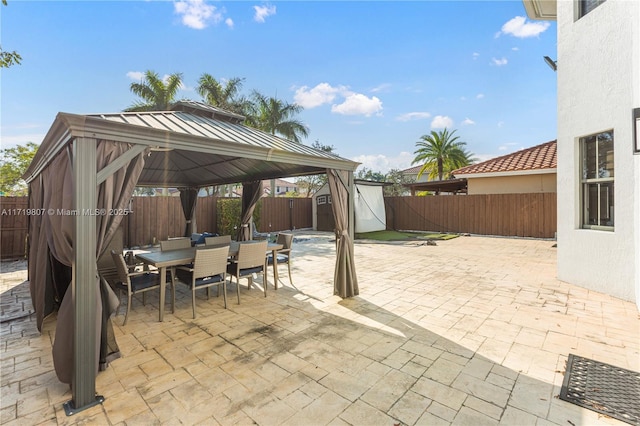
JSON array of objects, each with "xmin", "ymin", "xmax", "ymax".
[{"xmin": 135, "ymin": 241, "xmax": 283, "ymax": 321}]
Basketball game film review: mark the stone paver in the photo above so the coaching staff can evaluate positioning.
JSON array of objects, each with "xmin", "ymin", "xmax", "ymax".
[{"xmin": 1, "ymin": 230, "xmax": 638, "ymax": 425}]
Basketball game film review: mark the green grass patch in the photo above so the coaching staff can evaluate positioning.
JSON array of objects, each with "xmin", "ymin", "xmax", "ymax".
[{"xmin": 354, "ymin": 230, "xmax": 459, "ymax": 241}]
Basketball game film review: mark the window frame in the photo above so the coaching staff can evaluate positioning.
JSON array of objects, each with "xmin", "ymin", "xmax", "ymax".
[
  {"xmin": 577, "ymin": 0, "xmax": 606, "ymax": 18},
  {"xmin": 580, "ymin": 130, "xmax": 614, "ymax": 231}
]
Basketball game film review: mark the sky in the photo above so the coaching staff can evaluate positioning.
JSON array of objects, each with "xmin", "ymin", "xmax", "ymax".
[{"xmin": 1, "ymin": 0, "xmax": 558, "ymax": 174}]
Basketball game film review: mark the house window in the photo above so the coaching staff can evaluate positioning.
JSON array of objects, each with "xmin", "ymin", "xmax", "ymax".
[
  {"xmin": 579, "ymin": 0, "xmax": 606, "ymax": 17},
  {"xmin": 581, "ymin": 130, "xmax": 614, "ymax": 229}
]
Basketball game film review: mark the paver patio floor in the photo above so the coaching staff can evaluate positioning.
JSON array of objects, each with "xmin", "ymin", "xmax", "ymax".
[{"xmin": 1, "ymin": 231, "xmax": 638, "ymax": 425}]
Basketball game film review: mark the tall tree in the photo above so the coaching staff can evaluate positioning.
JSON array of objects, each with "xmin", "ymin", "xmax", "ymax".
[
  {"xmin": 0, "ymin": 142, "xmax": 39, "ymax": 195},
  {"xmin": 250, "ymin": 91, "xmax": 309, "ymax": 143},
  {"xmin": 125, "ymin": 71, "xmax": 183, "ymax": 112},
  {"xmin": 197, "ymin": 74, "xmax": 250, "ymax": 115},
  {"xmin": 384, "ymin": 168, "xmax": 414, "ymax": 197},
  {"xmin": 412, "ymin": 128, "xmax": 473, "ymax": 182},
  {"xmin": 355, "ymin": 167, "xmax": 386, "ymax": 182},
  {"xmin": 250, "ymin": 91, "xmax": 309, "ymax": 196},
  {"xmin": 1, "ymin": 0, "xmax": 22, "ymax": 68}
]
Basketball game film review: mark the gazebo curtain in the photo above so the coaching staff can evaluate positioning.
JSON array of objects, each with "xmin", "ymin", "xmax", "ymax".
[
  {"xmin": 236, "ymin": 180, "xmax": 262, "ymax": 241},
  {"xmin": 327, "ymin": 169, "xmax": 359, "ymax": 298},
  {"xmin": 179, "ymin": 187, "xmax": 198, "ymax": 237},
  {"xmin": 28, "ymin": 140, "xmax": 146, "ymax": 384}
]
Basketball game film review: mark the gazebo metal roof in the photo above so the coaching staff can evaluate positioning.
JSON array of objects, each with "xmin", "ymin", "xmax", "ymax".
[{"xmin": 25, "ymin": 102, "xmax": 358, "ymax": 187}]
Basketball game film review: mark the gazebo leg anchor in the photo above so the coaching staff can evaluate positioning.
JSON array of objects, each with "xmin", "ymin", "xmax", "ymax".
[{"xmin": 63, "ymin": 395, "xmax": 105, "ymax": 416}]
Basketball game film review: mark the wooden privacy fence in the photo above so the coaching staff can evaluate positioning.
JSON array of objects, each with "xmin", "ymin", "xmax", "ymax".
[
  {"xmin": 0, "ymin": 196, "xmax": 312, "ymax": 258},
  {"xmin": 385, "ymin": 193, "xmax": 557, "ymax": 238},
  {"xmin": 1, "ymin": 193, "xmax": 556, "ymax": 258},
  {"xmin": 0, "ymin": 197, "xmax": 29, "ymax": 259},
  {"xmin": 121, "ymin": 196, "xmax": 312, "ymax": 248}
]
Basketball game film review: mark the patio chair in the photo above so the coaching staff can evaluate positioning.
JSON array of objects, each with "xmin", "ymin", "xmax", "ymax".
[
  {"xmin": 267, "ymin": 233, "xmax": 294, "ymax": 287},
  {"xmin": 111, "ymin": 250, "xmax": 166, "ymax": 325},
  {"xmin": 205, "ymin": 235, "xmax": 232, "ymax": 246},
  {"xmin": 161, "ymin": 237, "xmax": 193, "ymax": 283},
  {"xmin": 160, "ymin": 238, "xmax": 191, "ymax": 251},
  {"xmin": 226, "ymin": 240, "xmax": 268, "ymax": 304},
  {"xmin": 174, "ymin": 246, "xmax": 230, "ymax": 318}
]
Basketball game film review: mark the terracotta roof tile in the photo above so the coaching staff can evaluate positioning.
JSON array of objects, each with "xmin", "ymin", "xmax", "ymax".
[
  {"xmin": 401, "ymin": 165, "xmax": 424, "ymax": 174},
  {"xmin": 453, "ymin": 140, "xmax": 556, "ymax": 176}
]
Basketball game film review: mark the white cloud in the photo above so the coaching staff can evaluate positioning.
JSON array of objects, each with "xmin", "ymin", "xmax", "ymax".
[
  {"xmin": 370, "ymin": 83, "xmax": 391, "ymax": 93},
  {"xmin": 126, "ymin": 71, "xmax": 144, "ymax": 81},
  {"xmin": 476, "ymin": 93, "xmax": 485, "ymax": 99},
  {"xmin": 331, "ymin": 94, "xmax": 383, "ymax": 117},
  {"xmin": 174, "ymin": 0, "xmax": 222, "ymax": 29},
  {"xmin": 253, "ymin": 4, "xmax": 276, "ymax": 23},
  {"xmin": 462, "ymin": 118, "xmax": 475, "ymax": 125},
  {"xmin": 472, "ymin": 52, "xmax": 480, "ymax": 60},
  {"xmin": 225, "ymin": 18, "xmax": 234, "ymax": 28},
  {"xmin": 498, "ymin": 121, "xmax": 505, "ymax": 128},
  {"xmin": 294, "ymin": 82, "xmax": 383, "ymax": 116},
  {"xmin": 431, "ymin": 115, "xmax": 453, "ymax": 129},
  {"xmin": 351, "ymin": 151, "xmax": 414, "ymax": 174},
  {"xmin": 512, "ymin": 47, "xmax": 519, "ymax": 51},
  {"xmin": 294, "ymin": 83, "xmax": 345, "ymax": 109},
  {"xmin": 396, "ymin": 112, "xmax": 431, "ymax": 122},
  {"xmin": 499, "ymin": 16, "xmax": 550, "ymax": 38},
  {"xmin": 492, "ymin": 57, "xmax": 508, "ymax": 66}
]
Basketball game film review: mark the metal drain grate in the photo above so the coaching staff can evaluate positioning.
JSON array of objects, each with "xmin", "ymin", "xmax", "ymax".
[{"xmin": 560, "ymin": 354, "xmax": 640, "ymax": 425}]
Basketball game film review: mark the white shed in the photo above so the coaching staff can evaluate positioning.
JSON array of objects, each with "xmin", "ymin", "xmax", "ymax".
[{"xmin": 313, "ymin": 180, "xmax": 387, "ymax": 233}]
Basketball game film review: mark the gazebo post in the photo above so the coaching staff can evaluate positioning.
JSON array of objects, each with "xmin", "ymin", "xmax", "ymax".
[
  {"xmin": 348, "ymin": 171, "xmax": 355, "ymax": 242},
  {"xmin": 63, "ymin": 137, "xmax": 104, "ymax": 415}
]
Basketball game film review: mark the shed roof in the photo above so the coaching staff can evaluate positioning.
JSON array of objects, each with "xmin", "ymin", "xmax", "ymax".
[
  {"xmin": 453, "ymin": 140, "xmax": 556, "ymax": 178},
  {"xmin": 24, "ymin": 104, "xmax": 359, "ymax": 187}
]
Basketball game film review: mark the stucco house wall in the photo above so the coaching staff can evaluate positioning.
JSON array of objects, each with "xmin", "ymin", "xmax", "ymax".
[
  {"xmin": 556, "ymin": 0, "xmax": 639, "ymax": 306},
  {"xmin": 467, "ymin": 173, "xmax": 556, "ymax": 195}
]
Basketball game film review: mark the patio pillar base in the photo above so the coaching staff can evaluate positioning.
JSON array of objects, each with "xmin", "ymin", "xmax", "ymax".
[{"xmin": 63, "ymin": 395, "xmax": 105, "ymax": 416}]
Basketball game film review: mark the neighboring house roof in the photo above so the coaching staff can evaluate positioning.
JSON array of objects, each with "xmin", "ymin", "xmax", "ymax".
[
  {"xmin": 453, "ymin": 140, "xmax": 557, "ymax": 178},
  {"xmin": 405, "ymin": 178, "xmax": 468, "ymax": 195},
  {"xmin": 401, "ymin": 165, "xmax": 424, "ymax": 175}
]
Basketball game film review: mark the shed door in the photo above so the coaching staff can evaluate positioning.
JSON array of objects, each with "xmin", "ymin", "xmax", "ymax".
[{"xmin": 316, "ymin": 195, "xmax": 335, "ymax": 232}]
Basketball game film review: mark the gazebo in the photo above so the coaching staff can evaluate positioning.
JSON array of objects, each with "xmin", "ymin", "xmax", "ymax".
[{"xmin": 22, "ymin": 101, "xmax": 360, "ymax": 415}]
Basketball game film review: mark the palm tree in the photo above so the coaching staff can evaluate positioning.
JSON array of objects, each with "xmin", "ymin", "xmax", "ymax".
[
  {"xmin": 125, "ymin": 71, "xmax": 183, "ymax": 112},
  {"xmin": 250, "ymin": 91, "xmax": 309, "ymax": 143},
  {"xmin": 196, "ymin": 74, "xmax": 250, "ymax": 115},
  {"xmin": 249, "ymin": 92, "xmax": 309, "ymax": 196},
  {"xmin": 412, "ymin": 128, "xmax": 473, "ymax": 182}
]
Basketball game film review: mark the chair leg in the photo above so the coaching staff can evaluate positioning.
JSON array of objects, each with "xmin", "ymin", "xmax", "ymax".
[
  {"xmin": 124, "ymin": 292, "xmax": 132, "ymax": 326},
  {"xmin": 236, "ymin": 276, "xmax": 241, "ymax": 305},
  {"xmin": 221, "ymin": 281, "xmax": 227, "ymax": 309},
  {"xmin": 142, "ymin": 291, "xmax": 146, "ymax": 306},
  {"xmin": 192, "ymin": 285, "xmax": 197, "ymax": 319},
  {"xmin": 171, "ymin": 268, "xmax": 176, "ymax": 314},
  {"xmin": 287, "ymin": 261, "xmax": 293, "ymax": 286},
  {"xmin": 171, "ymin": 281, "xmax": 176, "ymax": 314},
  {"xmin": 263, "ymin": 264, "xmax": 267, "ymax": 298}
]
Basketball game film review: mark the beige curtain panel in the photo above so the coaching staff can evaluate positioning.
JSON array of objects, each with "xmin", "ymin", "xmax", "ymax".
[
  {"xmin": 327, "ymin": 169, "xmax": 359, "ymax": 298},
  {"xmin": 28, "ymin": 140, "xmax": 146, "ymax": 383}
]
